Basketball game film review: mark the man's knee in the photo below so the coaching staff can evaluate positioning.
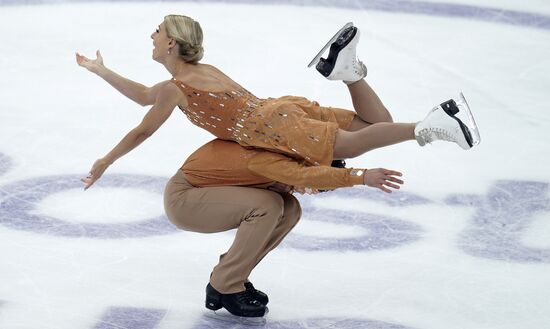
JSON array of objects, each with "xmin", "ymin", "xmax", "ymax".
[
  {"xmin": 282, "ymin": 193, "xmax": 302, "ymax": 227},
  {"xmin": 245, "ymin": 192, "xmax": 285, "ymax": 222}
]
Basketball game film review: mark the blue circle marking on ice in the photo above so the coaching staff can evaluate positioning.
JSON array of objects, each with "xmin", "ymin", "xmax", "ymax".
[
  {"xmin": 1, "ymin": 0, "xmax": 549, "ymax": 30},
  {"xmin": 447, "ymin": 180, "xmax": 550, "ymax": 263},
  {"xmin": 94, "ymin": 307, "xmax": 166, "ymax": 329},
  {"xmin": 0, "ymin": 174, "xmax": 178, "ymax": 238},
  {"xmin": 192, "ymin": 314, "xmax": 416, "ymax": 329},
  {"xmin": 282, "ymin": 207, "xmax": 422, "ymax": 251},
  {"xmin": 281, "ymin": 188, "xmax": 426, "ymax": 251}
]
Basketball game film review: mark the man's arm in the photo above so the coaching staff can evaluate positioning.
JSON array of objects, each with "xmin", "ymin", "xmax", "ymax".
[{"xmin": 248, "ymin": 153, "xmax": 403, "ymax": 193}]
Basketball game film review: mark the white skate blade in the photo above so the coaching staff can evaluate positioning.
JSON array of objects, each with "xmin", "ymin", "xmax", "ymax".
[
  {"xmin": 307, "ymin": 22, "xmax": 353, "ymax": 68},
  {"xmin": 456, "ymin": 92, "xmax": 481, "ymax": 147},
  {"xmin": 203, "ymin": 308, "xmax": 269, "ymax": 326}
]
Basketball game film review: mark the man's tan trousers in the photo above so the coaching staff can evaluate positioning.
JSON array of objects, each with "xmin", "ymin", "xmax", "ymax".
[{"xmin": 164, "ymin": 170, "xmax": 301, "ymax": 294}]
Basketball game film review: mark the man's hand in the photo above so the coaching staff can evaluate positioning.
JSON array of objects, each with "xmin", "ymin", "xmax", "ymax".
[{"xmin": 363, "ymin": 168, "xmax": 404, "ymax": 193}]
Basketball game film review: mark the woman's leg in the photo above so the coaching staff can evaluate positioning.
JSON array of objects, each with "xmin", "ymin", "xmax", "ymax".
[
  {"xmin": 333, "ymin": 123, "xmax": 416, "ymax": 159},
  {"xmin": 347, "ymin": 79, "xmax": 393, "ymax": 126}
]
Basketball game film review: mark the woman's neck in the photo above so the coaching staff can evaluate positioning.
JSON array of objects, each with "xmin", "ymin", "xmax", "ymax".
[{"xmin": 164, "ymin": 56, "xmax": 196, "ymax": 77}]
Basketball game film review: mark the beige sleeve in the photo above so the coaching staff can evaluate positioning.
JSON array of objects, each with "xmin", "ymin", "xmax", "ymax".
[{"xmin": 247, "ymin": 152, "xmax": 364, "ymax": 190}]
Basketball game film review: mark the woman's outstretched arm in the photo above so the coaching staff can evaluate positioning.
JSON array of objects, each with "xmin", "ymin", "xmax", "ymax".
[
  {"xmin": 81, "ymin": 82, "xmax": 182, "ymax": 190},
  {"xmin": 76, "ymin": 50, "xmax": 162, "ymax": 107}
]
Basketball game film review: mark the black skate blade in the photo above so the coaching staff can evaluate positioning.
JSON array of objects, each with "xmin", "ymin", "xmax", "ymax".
[
  {"xmin": 203, "ymin": 308, "xmax": 268, "ymax": 326},
  {"xmin": 307, "ymin": 22, "xmax": 353, "ymax": 68}
]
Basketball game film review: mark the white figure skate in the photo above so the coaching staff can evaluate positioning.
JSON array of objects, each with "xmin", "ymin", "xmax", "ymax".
[
  {"xmin": 308, "ymin": 22, "xmax": 367, "ymax": 84},
  {"xmin": 415, "ymin": 92, "xmax": 481, "ymax": 149}
]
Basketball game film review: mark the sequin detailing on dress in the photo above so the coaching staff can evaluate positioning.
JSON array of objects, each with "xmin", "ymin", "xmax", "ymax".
[
  {"xmin": 170, "ymin": 78, "xmax": 356, "ymax": 167},
  {"xmin": 171, "ymin": 78, "xmax": 257, "ymax": 141}
]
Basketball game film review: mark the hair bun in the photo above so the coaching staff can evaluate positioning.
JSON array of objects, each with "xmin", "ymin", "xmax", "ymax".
[
  {"xmin": 164, "ymin": 15, "xmax": 204, "ymax": 63},
  {"xmin": 179, "ymin": 41, "xmax": 204, "ymax": 63}
]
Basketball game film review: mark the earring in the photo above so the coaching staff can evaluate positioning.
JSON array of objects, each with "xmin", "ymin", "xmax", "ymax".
[{"xmin": 167, "ymin": 49, "xmax": 171, "ymax": 55}]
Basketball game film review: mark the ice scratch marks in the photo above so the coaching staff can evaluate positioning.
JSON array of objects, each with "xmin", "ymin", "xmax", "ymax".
[
  {"xmin": 94, "ymin": 307, "xmax": 166, "ymax": 329},
  {"xmin": 448, "ymin": 180, "xmax": 550, "ymax": 262}
]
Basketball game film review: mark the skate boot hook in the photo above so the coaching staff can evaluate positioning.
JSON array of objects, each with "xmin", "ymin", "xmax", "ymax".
[
  {"xmin": 308, "ymin": 22, "xmax": 368, "ymax": 84},
  {"xmin": 415, "ymin": 92, "xmax": 481, "ymax": 149}
]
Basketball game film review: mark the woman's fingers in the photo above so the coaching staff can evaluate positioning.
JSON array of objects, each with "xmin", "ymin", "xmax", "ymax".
[{"xmin": 81, "ymin": 176, "xmax": 95, "ymax": 190}]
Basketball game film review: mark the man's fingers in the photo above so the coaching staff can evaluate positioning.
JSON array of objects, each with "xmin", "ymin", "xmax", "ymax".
[
  {"xmin": 384, "ymin": 182, "xmax": 401, "ymax": 189},
  {"xmin": 383, "ymin": 169, "xmax": 403, "ymax": 176},
  {"xmin": 387, "ymin": 176, "xmax": 404, "ymax": 184},
  {"xmin": 379, "ymin": 185, "xmax": 392, "ymax": 193}
]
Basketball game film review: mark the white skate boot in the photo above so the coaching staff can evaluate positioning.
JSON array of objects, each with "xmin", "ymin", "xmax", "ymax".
[
  {"xmin": 415, "ymin": 92, "xmax": 481, "ymax": 150},
  {"xmin": 308, "ymin": 23, "xmax": 367, "ymax": 84}
]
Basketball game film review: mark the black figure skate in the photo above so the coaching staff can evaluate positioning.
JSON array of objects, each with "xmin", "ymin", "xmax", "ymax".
[
  {"xmin": 308, "ymin": 22, "xmax": 367, "ymax": 84},
  {"xmin": 244, "ymin": 282, "xmax": 269, "ymax": 306},
  {"xmin": 204, "ymin": 283, "xmax": 268, "ymax": 326}
]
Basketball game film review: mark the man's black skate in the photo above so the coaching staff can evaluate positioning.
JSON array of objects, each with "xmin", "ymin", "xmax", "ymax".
[
  {"xmin": 244, "ymin": 282, "xmax": 269, "ymax": 306},
  {"xmin": 330, "ymin": 159, "xmax": 346, "ymax": 168},
  {"xmin": 205, "ymin": 283, "xmax": 267, "ymax": 318},
  {"xmin": 315, "ymin": 26, "xmax": 358, "ymax": 77},
  {"xmin": 318, "ymin": 160, "xmax": 347, "ymax": 193}
]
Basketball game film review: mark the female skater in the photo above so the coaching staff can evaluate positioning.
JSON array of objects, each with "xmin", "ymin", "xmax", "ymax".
[{"xmin": 76, "ymin": 15, "xmax": 480, "ymax": 190}]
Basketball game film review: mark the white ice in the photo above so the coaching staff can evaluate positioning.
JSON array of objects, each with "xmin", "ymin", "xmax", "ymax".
[{"xmin": 1, "ymin": 1, "xmax": 550, "ymax": 328}]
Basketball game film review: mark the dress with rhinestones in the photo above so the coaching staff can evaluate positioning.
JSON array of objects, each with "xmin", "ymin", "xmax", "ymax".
[{"xmin": 170, "ymin": 78, "xmax": 355, "ymax": 166}]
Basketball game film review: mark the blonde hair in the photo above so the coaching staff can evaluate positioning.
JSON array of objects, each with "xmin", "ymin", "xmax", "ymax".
[{"xmin": 164, "ymin": 15, "xmax": 204, "ymax": 63}]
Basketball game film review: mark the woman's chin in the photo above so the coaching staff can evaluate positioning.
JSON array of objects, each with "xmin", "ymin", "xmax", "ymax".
[{"xmin": 152, "ymin": 51, "xmax": 160, "ymax": 62}]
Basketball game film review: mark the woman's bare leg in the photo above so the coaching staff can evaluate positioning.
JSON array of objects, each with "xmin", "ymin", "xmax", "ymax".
[
  {"xmin": 347, "ymin": 79, "xmax": 393, "ymax": 125},
  {"xmin": 333, "ymin": 123, "xmax": 416, "ymax": 159}
]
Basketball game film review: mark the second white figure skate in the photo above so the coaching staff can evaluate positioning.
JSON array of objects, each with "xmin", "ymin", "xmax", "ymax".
[
  {"xmin": 415, "ymin": 92, "xmax": 481, "ymax": 149},
  {"xmin": 308, "ymin": 23, "xmax": 367, "ymax": 84}
]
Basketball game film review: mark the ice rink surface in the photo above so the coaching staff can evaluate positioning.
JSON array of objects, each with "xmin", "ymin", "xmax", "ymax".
[{"xmin": 1, "ymin": 0, "xmax": 550, "ymax": 328}]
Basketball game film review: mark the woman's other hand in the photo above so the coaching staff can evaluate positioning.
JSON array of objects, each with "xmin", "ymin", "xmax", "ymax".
[{"xmin": 81, "ymin": 158, "xmax": 111, "ymax": 190}]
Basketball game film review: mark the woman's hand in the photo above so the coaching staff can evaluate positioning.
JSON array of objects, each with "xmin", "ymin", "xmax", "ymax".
[
  {"xmin": 75, "ymin": 50, "xmax": 105, "ymax": 74},
  {"xmin": 81, "ymin": 158, "xmax": 111, "ymax": 190},
  {"xmin": 363, "ymin": 168, "xmax": 404, "ymax": 193}
]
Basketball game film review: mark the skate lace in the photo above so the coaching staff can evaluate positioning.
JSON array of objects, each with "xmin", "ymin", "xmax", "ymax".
[
  {"xmin": 418, "ymin": 127, "xmax": 455, "ymax": 144},
  {"xmin": 354, "ymin": 59, "xmax": 367, "ymax": 76},
  {"xmin": 236, "ymin": 290, "xmax": 259, "ymax": 305}
]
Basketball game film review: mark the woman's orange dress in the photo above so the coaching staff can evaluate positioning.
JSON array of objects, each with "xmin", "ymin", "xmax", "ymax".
[{"xmin": 170, "ymin": 78, "xmax": 355, "ymax": 166}]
